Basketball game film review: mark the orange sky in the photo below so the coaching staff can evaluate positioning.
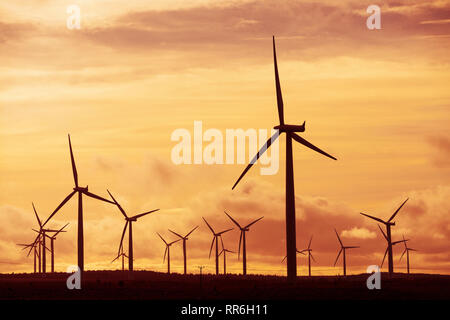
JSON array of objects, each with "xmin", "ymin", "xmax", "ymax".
[{"xmin": 0, "ymin": 0, "xmax": 449, "ymax": 276}]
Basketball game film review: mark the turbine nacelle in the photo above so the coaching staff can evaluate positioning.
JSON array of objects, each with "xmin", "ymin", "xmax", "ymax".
[
  {"xmin": 274, "ymin": 122, "xmax": 306, "ymax": 133},
  {"xmin": 74, "ymin": 186, "xmax": 88, "ymax": 192}
]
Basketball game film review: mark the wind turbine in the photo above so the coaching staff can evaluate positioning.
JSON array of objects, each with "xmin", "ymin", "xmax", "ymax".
[
  {"xmin": 360, "ymin": 198, "xmax": 409, "ymax": 276},
  {"xmin": 46, "ymin": 223, "xmax": 69, "ymax": 273},
  {"xmin": 298, "ymin": 235, "xmax": 316, "ymax": 276},
  {"xmin": 108, "ymin": 190, "xmax": 159, "ymax": 271},
  {"xmin": 17, "ymin": 241, "xmax": 39, "ymax": 273},
  {"xmin": 168, "ymin": 226, "xmax": 199, "ymax": 275},
  {"xmin": 231, "ymin": 36, "xmax": 337, "ymax": 281},
  {"xmin": 219, "ymin": 248, "xmax": 235, "ymax": 275},
  {"xmin": 378, "ymin": 225, "xmax": 407, "ymax": 271},
  {"xmin": 224, "ymin": 211, "xmax": 263, "ymax": 275},
  {"xmin": 202, "ymin": 217, "xmax": 233, "ymax": 275},
  {"xmin": 42, "ymin": 135, "xmax": 115, "ymax": 272},
  {"xmin": 399, "ymin": 235, "xmax": 417, "ymax": 274},
  {"xmin": 112, "ymin": 246, "xmax": 128, "ymax": 271},
  {"xmin": 30, "ymin": 203, "xmax": 45, "ymax": 273},
  {"xmin": 334, "ymin": 229, "xmax": 359, "ymax": 276},
  {"xmin": 31, "ymin": 203, "xmax": 67, "ymax": 273},
  {"xmin": 157, "ymin": 233, "xmax": 180, "ymax": 274}
]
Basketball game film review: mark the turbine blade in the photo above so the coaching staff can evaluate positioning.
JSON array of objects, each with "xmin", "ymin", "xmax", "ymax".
[
  {"xmin": 83, "ymin": 190, "xmax": 115, "ymax": 204},
  {"xmin": 291, "ymin": 133, "xmax": 337, "ymax": 161},
  {"xmin": 157, "ymin": 232, "xmax": 167, "ymax": 245},
  {"xmin": 68, "ymin": 134, "xmax": 78, "ymax": 187},
  {"xmin": 281, "ymin": 255, "xmax": 287, "ymax": 263},
  {"xmin": 169, "ymin": 239, "xmax": 181, "ymax": 246},
  {"xmin": 220, "ymin": 235, "xmax": 224, "ymax": 250},
  {"xmin": 378, "ymin": 224, "xmax": 388, "ymax": 241},
  {"xmin": 32, "ymin": 202, "xmax": 42, "ymax": 227},
  {"xmin": 218, "ymin": 228, "xmax": 233, "ymax": 235},
  {"xmin": 163, "ymin": 247, "xmax": 167, "ymax": 263},
  {"xmin": 107, "ymin": 190, "xmax": 128, "ymax": 218},
  {"xmin": 131, "ymin": 209, "xmax": 159, "ymax": 220},
  {"xmin": 185, "ymin": 225, "xmax": 199, "ymax": 238},
  {"xmin": 273, "ymin": 36, "xmax": 284, "ymax": 125},
  {"xmin": 381, "ymin": 247, "xmax": 388, "ymax": 268},
  {"xmin": 53, "ymin": 223, "xmax": 70, "ymax": 237},
  {"xmin": 43, "ymin": 191, "xmax": 76, "ymax": 226},
  {"xmin": 224, "ymin": 211, "xmax": 241, "ymax": 229},
  {"xmin": 310, "ymin": 253, "xmax": 316, "ymax": 263},
  {"xmin": 346, "ymin": 246, "xmax": 359, "ymax": 249},
  {"xmin": 399, "ymin": 248, "xmax": 406, "ymax": 261},
  {"xmin": 360, "ymin": 212, "xmax": 386, "ymax": 225},
  {"xmin": 245, "ymin": 216, "xmax": 264, "ymax": 229},
  {"xmin": 209, "ymin": 237, "xmax": 215, "ymax": 259},
  {"xmin": 111, "ymin": 255, "xmax": 120, "ymax": 263},
  {"xmin": 202, "ymin": 217, "xmax": 215, "ymax": 234},
  {"xmin": 232, "ymin": 132, "xmax": 280, "ymax": 190},
  {"xmin": 388, "ymin": 198, "xmax": 409, "ymax": 222},
  {"xmin": 308, "ymin": 235, "xmax": 313, "ymax": 250},
  {"xmin": 409, "ymin": 248, "xmax": 418, "ymax": 252},
  {"xmin": 168, "ymin": 229, "xmax": 184, "ymax": 239},
  {"xmin": 118, "ymin": 221, "xmax": 129, "ymax": 255},
  {"xmin": 334, "ymin": 248, "xmax": 342, "ymax": 266},
  {"xmin": 334, "ymin": 228, "xmax": 343, "ymax": 247},
  {"xmin": 296, "ymin": 249, "xmax": 306, "ymax": 255}
]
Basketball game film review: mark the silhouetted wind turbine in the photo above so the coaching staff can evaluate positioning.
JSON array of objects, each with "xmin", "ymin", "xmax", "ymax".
[
  {"xmin": 219, "ymin": 247, "xmax": 235, "ymax": 275},
  {"xmin": 17, "ymin": 241, "xmax": 39, "ymax": 273},
  {"xmin": 46, "ymin": 223, "xmax": 69, "ymax": 273},
  {"xmin": 360, "ymin": 198, "xmax": 408, "ymax": 276},
  {"xmin": 202, "ymin": 217, "xmax": 233, "ymax": 275},
  {"xmin": 378, "ymin": 225, "xmax": 407, "ymax": 270},
  {"xmin": 112, "ymin": 246, "xmax": 129, "ymax": 271},
  {"xmin": 169, "ymin": 226, "xmax": 199, "ymax": 275},
  {"xmin": 231, "ymin": 36, "xmax": 337, "ymax": 281},
  {"xmin": 108, "ymin": 190, "xmax": 159, "ymax": 272},
  {"xmin": 30, "ymin": 203, "xmax": 46, "ymax": 273},
  {"xmin": 224, "ymin": 211, "xmax": 263, "ymax": 275},
  {"xmin": 157, "ymin": 233, "xmax": 180, "ymax": 274},
  {"xmin": 299, "ymin": 235, "xmax": 316, "ymax": 276},
  {"xmin": 334, "ymin": 229, "xmax": 359, "ymax": 276},
  {"xmin": 399, "ymin": 235, "xmax": 417, "ymax": 274},
  {"xmin": 42, "ymin": 135, "xmax": 115, "ymax": 272}
]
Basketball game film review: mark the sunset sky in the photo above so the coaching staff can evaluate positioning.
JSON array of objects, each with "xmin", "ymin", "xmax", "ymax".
[{"xmin": 0, "ymin": 0, "xmax": 449, "ymax": 276}]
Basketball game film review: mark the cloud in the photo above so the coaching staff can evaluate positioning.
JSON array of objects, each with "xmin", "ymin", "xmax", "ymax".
[{"xmin": 341, "ymin": 227, "xmax": 377, "ymax": 239}]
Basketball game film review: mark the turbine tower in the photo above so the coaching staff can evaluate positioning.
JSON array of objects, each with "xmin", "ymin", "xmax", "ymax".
[
  {"xmin": 168, "ymin": 226, "xmax": 199, "ymax": 275},
  {"xmin": 157, "ymin": 233, "xmax": 180, "ymax": 274},
  {"xmin": 43, "ymin": 135, "xmax": 115, "ymax": 272},
  {"xmin": 360, "ymin": 198, "xmax": 408, "ymax": 276},
  {"xmin": 231, "ymin": 36, "xmax": 337, "ymax": 281},
  {"xmin": 224, "ymin": 211, "xmax": 263, "ymax": 275},
  {"xmin": 108, "ymin": 189, "xmax": 159, "ymax": 271},
  {"xmin": 399, "ymin": 235, "xmax": 417, "ymax": 274},
  {"xmin": 334, "ymin": 229, "xmax": 359, "ymax": 276},
  {"xmin": 298, "ymin": 235, "xmax": 316, "ymax": 276},
  {"xmin": 203, "ymin": 217, "xmax": 233, "ymax": 275}
]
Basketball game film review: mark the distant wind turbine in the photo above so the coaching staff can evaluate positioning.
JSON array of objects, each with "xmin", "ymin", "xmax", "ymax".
[
  {"xmin": 42, "ymin": 135, "xmax": 115, "ymax": 272},
  {"xmin": 169, "ymin": 226, "xmax": 199, "ymax": 275},
  {"xmin": 360, "ymin": 198, "xmax": 409, "ymax": 276},
  {"xmin": 334, "ymin": 229, "xmax": 359, "ymax": 276},
  {"xmin": 157, "ymin": 233, "xmax": 180, "ymax": 274},
  {"xmin": 112, "ymin": 246, "xmax": 129, "ymax": 271},
  {"xmin": 224, "ymin": 211, "xmax": 263, "ymax": 275},
  {"xmin": 399, "ymin": 235, "xmax": 417, "ymax": 274},
  {"xmin": 298, "ymin": 235, "xmax": 316, "ymax": 276},
  {"xmin": 108, "ymin": 189, "xmax": 159, "ymax": 271},
  {"xmin": 203, "ymin": 217, "xmax": 233, "ymax": 275},
  {"xmin": 231, "ymin": 36, "xmax": 337, "ymax": 282}
]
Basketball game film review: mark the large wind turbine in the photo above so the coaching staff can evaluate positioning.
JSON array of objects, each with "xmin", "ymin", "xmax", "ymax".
[
  {"xmin": 108, "ymin": 190, "xmax": 159, "ymax": 271},
  {"xmin": 202, "ymin": 217, "xmax": 233, "ymax": 275},
  {"xmin": 360, "ymin": 198, "xmax": 408, "ymax": 276},
  {"xmin": 224, "ymin": 211, "xmax": 263, "ymax": 275},
  {"xmin": 231, "ymin": 36, "xmax": 337, "ymax": 281},
  {"xmin": 43, "ymin": 135, "xmax": 115, "ymax": 272},
  {"xmin": 168, "ymin": 226, "xmax": 199, "ymax": 274},
  {"xmin": 157, "ymin": 233, "xmax": 180, "ymax": 274},
  {"xmin": 399, "ymin": 235, "xmax": 417, "ymax": 274},
  {"xmin": 298, "ymin": 235, "xmax": 316, "ymax": 276},
  {"xmin": 334, "ymin": 229, "xmax": 359, "ymax": 276}
]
